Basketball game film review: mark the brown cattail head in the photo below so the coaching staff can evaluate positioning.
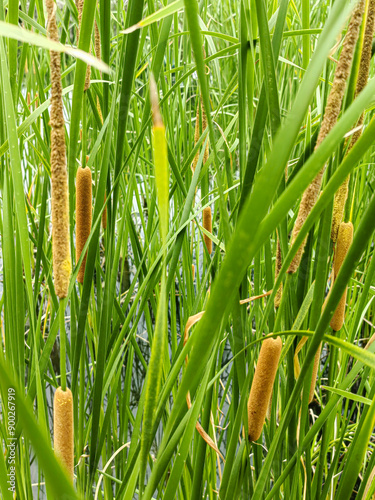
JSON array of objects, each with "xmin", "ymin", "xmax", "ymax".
[
  {"xmin": 330, "ymin": 222, "xmax": 354, "ymax": 331},
  {"xmin": 288, "ymin": 0, "xmax": 364, "ymax": 273},
  {"xmin": 248, "ymin": 337, "xmax": 282, "ymax": 441},
  {"xmin": 308, "ymin": 343, "xmax": 322, "ymax": 404},
  {"xmin": 54, "ymin": 387, "xmax": 74, "ymax": 480},
  {"xmin": 354, "ymin": 0, "xmax": 375, "ymax": 99},
  {"xmin": 46, "ymin": 0, "xmax": 71, "ymax": 299},
  {"xmin": 331, "ymin": 0, "xmax": 375, "ymax": 242},
  {"xmin": 274, "ymin": 237, "xmax": 283, "ymax": 308},
  {"xmin": 202, "ymin": 206, "xmax": 212, "ymax": 254},
  {"xmin": 76, "ymin": 166, "xmax": 92, "ymax": 283},
  {"xmin": 331, "ymin": 176, "xmax": 350, "ymax": 242},
  {"xmin": 75, "ymin": 0, "xmax": 91, "ymax": 91},
  {"xmin": 94, "ymin": 20, "xmax": 103, "ymax": 123},
  {"xmin": 94, "ymin": 19, "xmax": 101, "ymax": 61}
]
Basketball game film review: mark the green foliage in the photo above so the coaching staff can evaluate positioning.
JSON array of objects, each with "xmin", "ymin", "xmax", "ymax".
[{"xmin": 1, "ymin": 0, "xmax": 375, "ymax": 499}]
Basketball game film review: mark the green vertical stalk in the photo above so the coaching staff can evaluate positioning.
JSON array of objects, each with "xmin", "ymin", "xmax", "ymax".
[
  {"xmin": 238, "ymin": 0, "xmax": 248, "ymax": 187},
  {"xmin": 302, "ymin": 0, "xmax": 310, "ymax": 69},
  {"xmin": 8, "ymin": 0, "xmax": 18, "ymax": 100},
  {"xmin": 111, "ymin": 0, "xmax": 145, "ymax": 228},
  {"xmin": 100, "ymin": 0, "xmax": 111, "ymax": 117}
]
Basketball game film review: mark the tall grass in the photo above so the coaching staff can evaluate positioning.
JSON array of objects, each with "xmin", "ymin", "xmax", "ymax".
[{"xmin": 1, "ymin": 0, "xmax": 375, "ymax": 499}]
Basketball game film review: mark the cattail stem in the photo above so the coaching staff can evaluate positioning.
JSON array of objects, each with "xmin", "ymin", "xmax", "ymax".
[
  {"xmin": 76, "ymin": 166, "xmax": 92, "ymax": 283},
  {"xmin": 202, "ymin": 206, "xmax": 212, "ymax": 254},
  {"xmin": 288, "ymin": 0, "xmax": 364, "ymax": 273},
  {"xmin": 46, "ymin": 0, "xmax": 71, "ymax": 299},
  {"xmin": 248, "ymin": 337, "xmax": 282, "ymax": 441},
  {"xmin": 54, "ymin": 386, "xmax": 74, "ymax": 480},
  {"xmin": 330, "ymin": 222, "xmax": 354, "ymax": 331}
]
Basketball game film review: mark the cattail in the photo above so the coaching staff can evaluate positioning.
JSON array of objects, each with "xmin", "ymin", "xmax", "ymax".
[
  {"xmin": 202, "ymin": 206, "xmax": 212, "ymax": 254},
  {"xmin": 288, "ymin": 0, "xmax": 364, "ymax": 273},
  {"xmin": 248, "ymin": 337, "xmax": 282, "ymax": 441},
  {"xmin": 94, "ymin": 19, "xmax": 103, "ymax": 124},
  {"xmin": 75, "ymin": 0, "xmax": 91, "ymax": 91},
  {"xmin": 76, "ymin": 166, "xmax": 92, "ymax": 283},
  {"xmin": 331, "ymin": 0, "xmax": 375, "ymax": 242},
  {"xmin": 308, "ymin": 343, "xmax": 322, "ymax": 403},
  {"xmin": 330, "ymin": 222, "xmax": 354, "ymax": 331},
  {"xmin": 192, "ymin": 263, "xmax": 195, "ymax": 281},
  {"xmin": 274, "ymin": 237, "xmax": 283, "ymax": 308},
  {"xmin": 46, "ymin": 0, "xmax": 71, "ymax": 299},
  {"xmin": 94, "ymin": 19, "xmax": 101, "ymax": 64},
  {"xmin": 331, "ymin": 176, "xmax": 350, "ymax": 242},
  {"xmin": 54, "ymin": 387, "xmax": 74, "ymax": 480}
]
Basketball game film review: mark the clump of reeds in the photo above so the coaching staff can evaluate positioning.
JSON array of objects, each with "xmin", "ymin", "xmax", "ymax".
[
  {"xmin": 203, "ymin": 206, "xmax": 212, "ymax": 254},
  {"xmin": 76, "ymin": 165, "xmax": 92, "ymax": 283},
  {"xmin": 274, "ymin": 237, "xmax": 283, "ymax": 308},
  {"xmin": 330, "ymin": 222, "xmax": 353, "ymax": 331},
  {"xmin": 288, "ymin": 0, "xmax": 364, "ymax": 273},
  {"xmin": 331, "ymin": 0, "xmax": 375, "ymax": 242},
  {"xmin": 54, "ymin": 387, "xmax": 74, "ymax": 480},
  {"xmin": 46, "ymin": 0, "xmax": 71, "ymax": 299},
  {"xmin": 248, "ymin": 337, "xmax": 282, "ymax": 441}
]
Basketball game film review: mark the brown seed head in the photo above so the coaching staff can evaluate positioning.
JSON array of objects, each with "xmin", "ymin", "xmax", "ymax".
[
  {"xmin": 76, "ymin": 166, "xmax": 92, "ymax": 283},
  {"xmin": 202, "ymin": 206, "xmax": 212, "ymax": 254},
  {"xmin": 331, "ymin": 176, "xmax": 350, "ymax": 242},
  {"xmin": 75, "ymin": 0, "xmax": 91, "ymax": 90},
  {"xmin": 248, "ymin": 337, "xmax": 282, "ymax": 441},
  {"xmin": 330, "ymin": 222, "xmax": 354, "ymax": 331},
  {"xmin": 288, "ymin": 0, "xmax": 364, "ymax": 273},
  {"xmin": 46, "ymin": 0, "xmax": 71, "ymax": 298},
  {"xmin": 331, "ymin": 0, "xmax": 375, "ymax": 242},
  {"xmin": 51, "ymin": 127, "xmax": 71, "ymax": 298},
  {"xmin": 54, "ymin": 387, "xmax": 74, "ymax": 480}
]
